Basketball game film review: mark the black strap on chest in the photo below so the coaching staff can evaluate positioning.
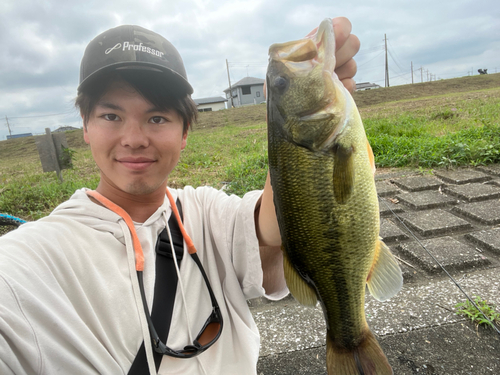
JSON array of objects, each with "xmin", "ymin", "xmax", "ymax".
[{"xmin": 128, "ymin": 199, "xmax": 184, "ymax": 374}]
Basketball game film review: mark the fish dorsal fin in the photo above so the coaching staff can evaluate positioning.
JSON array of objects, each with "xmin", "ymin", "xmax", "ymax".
[
  {"xmin": 332, "ymin": 143, "xmax": 355, "ymax": 204},
  {"xmin": 283, "ymin": 248, "xmax": 318, "ymax": 306},
  {"xmin": 366, "ymin": 239, "xmax": 403, "ymax": 302}
]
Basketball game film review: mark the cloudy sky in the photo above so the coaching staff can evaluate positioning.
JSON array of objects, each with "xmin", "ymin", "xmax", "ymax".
[{"xmin": 1, "ymin": 0, "xmax": 498, "ymax": 140}]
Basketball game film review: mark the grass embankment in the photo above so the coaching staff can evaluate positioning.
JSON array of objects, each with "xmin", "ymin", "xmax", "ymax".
[{"xmin": 1, "ymin": 74, "xmax": 499, "ymax": 220}]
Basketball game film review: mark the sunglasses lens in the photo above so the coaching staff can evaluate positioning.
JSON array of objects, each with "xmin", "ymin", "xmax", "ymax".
[{"xmin": 197, "ymin": 321, "xmax": 222, "ymax": 346}]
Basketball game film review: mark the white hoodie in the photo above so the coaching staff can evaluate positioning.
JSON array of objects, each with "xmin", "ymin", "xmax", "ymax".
[{"xmin": 0, "ymin": 186, "xmax": 286, "ymax": 375}]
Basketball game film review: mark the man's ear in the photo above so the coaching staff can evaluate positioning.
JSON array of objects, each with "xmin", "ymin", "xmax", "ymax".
[
  {"xmin": 181, "ymin": 130, "xmax": 188, "ymax": 150},
  {"xmin": 82, "ymin": 116, "xmax": 90, "ymax": 144}
]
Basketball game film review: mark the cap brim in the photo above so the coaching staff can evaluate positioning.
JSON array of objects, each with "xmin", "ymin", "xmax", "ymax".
[{"xmin": 77, "ymin": 62, "xmax": 194, "ymax": 95}]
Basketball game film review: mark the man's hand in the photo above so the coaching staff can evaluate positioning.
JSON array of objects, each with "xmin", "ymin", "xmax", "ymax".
[{"xmin": 306, "ymin": 17, "xmax": 360, "ymax": 93}]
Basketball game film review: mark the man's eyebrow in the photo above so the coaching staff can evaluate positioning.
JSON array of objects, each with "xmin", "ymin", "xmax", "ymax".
[
  {"xmin": 146, "ymin": 107, "xmax": 171, "ymax": 114},
  {"xmin": 95, "ymin": 101, "xmax": 123, "ymax": 111},
  {"xmin": 95, "ymin": 101, "xmax": 169, "ymax": 114}
]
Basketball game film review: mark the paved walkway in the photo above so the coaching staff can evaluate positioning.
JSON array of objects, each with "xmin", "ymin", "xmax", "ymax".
[{"xmin": 251, "ymin": 165, "xmax": 500, "ymax": 374}]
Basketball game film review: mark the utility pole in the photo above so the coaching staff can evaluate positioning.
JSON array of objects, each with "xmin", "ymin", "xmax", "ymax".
[
  {"xmin": 226, "ymin": 59, "xmax": 234, "ymax": 108},
  {"xmin": 411, "ymin": 62, "xmax": 414, "ymax": 84},
  {"xmin": 420, "ymin": 66, "xmax": 423, "ymax": 83},
  {"xmin": 5, "ymin": 116, "xmax": 12, "ymax": 138},
  {"xmin": 384, "ymin": 34, "xmax": 389, "ymax": 87}
]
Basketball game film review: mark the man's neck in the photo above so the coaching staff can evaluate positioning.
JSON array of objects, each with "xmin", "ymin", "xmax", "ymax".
[{"xmin": 95, "ymin": 183, "xmax": 167, "ymax": 223}]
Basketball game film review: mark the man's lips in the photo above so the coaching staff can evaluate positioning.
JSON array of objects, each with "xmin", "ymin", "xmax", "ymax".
[{"xmin": 116, "ymin": 157, "xmax": 156, "ymax": 171}]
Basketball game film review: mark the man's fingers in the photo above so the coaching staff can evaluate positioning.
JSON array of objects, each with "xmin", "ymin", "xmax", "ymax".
[
  {"xmin": 335, "ymin": 34, "xmax": 360, "ymax": 70},
  {"xmin": 332, "ymin": 17, "xmax": 352, "ymax": 52},
  {"xmin": 335, "ymin": 58, "xmax": 357, "ymax": 82},
  {"xmin": 340, "ymin": 78, "xmax": 356, "ymax": 94}
]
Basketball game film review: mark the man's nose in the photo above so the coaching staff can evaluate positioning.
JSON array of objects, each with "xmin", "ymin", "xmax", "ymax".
[{"xmin": 120, "ymin": 120, "xmax": 150, "ymax": 148}]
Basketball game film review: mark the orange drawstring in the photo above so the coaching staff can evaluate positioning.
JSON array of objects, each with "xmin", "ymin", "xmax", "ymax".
[
  {"xmin": 165, "ymin": 189, "xmax": 197, "ymax": 255},
  {"xmin": 86, "ymin": 190, "xmax": 145, "ymax": 271},
  {"xmin": 86, "ymin": 188, "xmax": 197, "ymax": 272}
]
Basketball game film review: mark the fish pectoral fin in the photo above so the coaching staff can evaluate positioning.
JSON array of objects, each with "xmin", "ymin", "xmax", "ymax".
[
  {"xmin": 332, "ymin": 143, "xmax": 355, "ymax": 204},
  {"xmin": 366, "ymin": 239, "xmax": 403, "ymax": 302},
  {"xmin": 367, "ymin": 140, "xmax": 376, "ymax": 175},
  {"xmin": 283, "ymin": 248, "xmax": 317, "ymax": 306}
]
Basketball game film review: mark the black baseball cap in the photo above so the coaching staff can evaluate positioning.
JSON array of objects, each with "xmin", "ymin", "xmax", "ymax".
[{"xmin": 78, "ymin": 25, "xmax": 193, "ymax": 95}]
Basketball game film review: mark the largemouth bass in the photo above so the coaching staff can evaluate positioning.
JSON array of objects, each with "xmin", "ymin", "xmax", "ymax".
[{"xmin": 266, "ymin": 19, "xmax": 403, "ymax": 375}]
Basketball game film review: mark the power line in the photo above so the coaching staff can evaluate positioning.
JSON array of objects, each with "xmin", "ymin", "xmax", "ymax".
[{"xmin": 8, "ymin": 110, "xmax": 76, "ymax": 120}]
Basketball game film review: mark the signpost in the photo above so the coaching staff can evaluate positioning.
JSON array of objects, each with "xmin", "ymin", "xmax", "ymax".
[{"xmin": 35, "ymin": 128, "xmax": 71, "ymax": 182}]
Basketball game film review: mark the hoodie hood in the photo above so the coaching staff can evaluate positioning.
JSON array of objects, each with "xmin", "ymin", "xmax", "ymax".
[{"xmin": 50, "ymin": 188, "xmax": 176, "ymax": 244}]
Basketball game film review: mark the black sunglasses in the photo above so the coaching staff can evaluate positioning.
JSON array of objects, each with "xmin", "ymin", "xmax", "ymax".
[{"xmin": 137, "ymin": 251, "xmax": 223, "ymax": 358}]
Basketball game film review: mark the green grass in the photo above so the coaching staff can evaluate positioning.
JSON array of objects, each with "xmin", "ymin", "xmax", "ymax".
[
  {"xmin": 365, "ymin": 95, "xmax": 500, "ymax": 168},
  {"xmin": 455, "ymin": 296, "xmax": 500, "ymax": 329}
]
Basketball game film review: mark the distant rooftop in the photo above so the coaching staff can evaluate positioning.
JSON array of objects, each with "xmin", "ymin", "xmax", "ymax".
[
  {"xmin": 356, "ymin": 82, "xmax": 381, "ymax": 90},
  {"xmin": 224, "ymin": 77, "xmax": 265, "ymax": 92},
  {"xmin": 193, "ymin": 97, "xmax": 228, "ymax": 105},
  {"xmin": 53, "ymin": 126, "xmax": 79, "ymax": 133}
]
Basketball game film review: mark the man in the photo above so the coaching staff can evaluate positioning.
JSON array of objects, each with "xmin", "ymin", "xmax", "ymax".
[{"xmin": 0, "ymin": 18, "xmax": 359, "ymax": 374}]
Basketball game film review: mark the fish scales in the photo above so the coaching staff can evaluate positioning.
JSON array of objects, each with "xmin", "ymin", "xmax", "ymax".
[
  {"xmin": 269, "ymin": 116, "xmax": 379, "ymax": 345},
  {"xmin": 266, "ymin": 18, "xmax": 402, "ymax": 375}
]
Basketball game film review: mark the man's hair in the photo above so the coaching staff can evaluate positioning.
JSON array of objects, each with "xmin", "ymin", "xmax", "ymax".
[{"xmin": 75, "ymin": 70, "xmax": 198, "ymax": 133}]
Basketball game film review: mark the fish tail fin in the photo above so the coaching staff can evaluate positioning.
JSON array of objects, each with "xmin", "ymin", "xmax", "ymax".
[{"xmin": 326, "ymin": 330, "xmax": 393, "ymax": 375}]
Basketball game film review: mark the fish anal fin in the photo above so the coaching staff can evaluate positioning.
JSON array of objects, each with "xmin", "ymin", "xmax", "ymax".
[
  {"xmin": 332, "ymin": 143, "xmax": 355, "ymax": 204},
  {"xmin": 283, "ymin": 249, "xmax": 317, "ymax": 306},
  {"xmin": 327, "ymin": 329, "xmax": 393, "ymax": 375},
  {"xmin": 366, "ymin": 239, "xmax": 403, "ymax": 302}
]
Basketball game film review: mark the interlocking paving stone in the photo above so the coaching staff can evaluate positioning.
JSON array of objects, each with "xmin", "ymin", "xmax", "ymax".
[
  {"xmin": 486, "ymin": 178, "xmax": 500, "ymax": 187},
  {"xmin": 477, "ymin": 164, "xmax": 500, "ymax": 176},
  {"xmin": 465, "ymin": 228, "xmax": 500, "ymax": 255},
  {"xmin": 443, "ymin": 183, "xmax": 500, "ymax": 202},
  {"xmin": 397, "ymin": 236, "xmax": 490, "ymax": 273},
  {"xmin": 433, "ymin": 169, "xmax": 491, "ymax": 185},
  {"xmin": 380, "ymin": 219, "xmax": 409, "ymax": 243},
  {"xmin": 398, "ymin": 209, "xmax": 472, "ymax": 237},
  {"xmin": 378, "ymin": 197, "xmax": 404, "ymax": 217},
  {"xmin": 453, "ymin": 200, "xmax": 500, "ymax": 225},
  {"xmin": 396, "ymin": 190, "xmax": 458, "ymax": 210},
  {"xmin": 391, "ymin": 176, "xmax": 443, "ymax": 192},
  {"xmin": 375, "ymin": 180, "xmax": 401, "ymax": 197}
]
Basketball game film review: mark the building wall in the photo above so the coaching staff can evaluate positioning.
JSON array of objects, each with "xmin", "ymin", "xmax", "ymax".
[
  {"xmin": 197, "ymin": 102, "xmax": 226, "ymax": 112},
  {"xmin": 226, "ymin": 84, "xmax": 265, "ymax": 107},
  {"xmin": 238, "ymin": 84, "xmax": 264, "ymax": 106}
]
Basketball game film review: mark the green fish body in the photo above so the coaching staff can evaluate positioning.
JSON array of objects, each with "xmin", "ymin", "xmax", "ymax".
[{"xmin": 266, "ymin": 18, "xmax": 403, "ymax": 375}]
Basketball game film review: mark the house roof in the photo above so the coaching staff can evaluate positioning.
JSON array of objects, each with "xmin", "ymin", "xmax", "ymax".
[
  {"xmin": 53, "ymin": 126, "xmax": 79, "ymax": 132},
  {"xmin": 193, "ymin": 96, "xmax": 228, "ymax": 105},
  {"xmin": 224, "ymin": 76, "xmax": 265, "ymax": 92},
  {"xmin": 355, "ymin": 82, "xmax": 381, "ymax": 90}
]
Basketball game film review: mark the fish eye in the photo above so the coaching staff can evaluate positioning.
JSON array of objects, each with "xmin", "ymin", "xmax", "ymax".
[{"xmin": 274, "ymin": 76, "xmax": 288, "ymax": 91}]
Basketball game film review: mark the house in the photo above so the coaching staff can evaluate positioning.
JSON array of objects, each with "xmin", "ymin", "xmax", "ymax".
[
  {"xmin": 223, "ymin": 77, "xmax": 265, "ymax": 107},
  {"xmin": 193, "ymin": 97, "xmax": 228, "ymax": 112},
  {"xmin": 53, "ymin": 126, "xmax": 79, "ymax": 132},
  {"xmin": 6, "ymin": 133, "xmax": 33, "ymax": 140},
  {"xmin": 355, "ymin": 82, "xmax": 381, "ymax": 91}
]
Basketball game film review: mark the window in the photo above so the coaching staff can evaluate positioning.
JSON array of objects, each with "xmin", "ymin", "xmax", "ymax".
[
  {"xmin": 241, "ymin": 85, "xmax": 251, "ymax": 95},
  {"xmin": 197, "ymin": 108, "xmax": 213, "ymax": 112},
  {"xmin": 256, "ymin": 91, "xmax": 260, "ymax": 97}
]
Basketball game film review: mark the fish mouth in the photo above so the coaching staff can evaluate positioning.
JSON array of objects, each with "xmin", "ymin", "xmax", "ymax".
[
  {"xmin": 268, "ymin": 18, "xmax": 336, "ymax": 76},
  {"xmin": 269, "ymin": 19, "xmax": 348, "ymax": 148}
]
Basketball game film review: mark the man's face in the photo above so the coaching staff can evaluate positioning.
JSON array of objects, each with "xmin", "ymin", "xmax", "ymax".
[{"xmin": 83, "ymin": 80, "xmax": 187, "ymax": 197}]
